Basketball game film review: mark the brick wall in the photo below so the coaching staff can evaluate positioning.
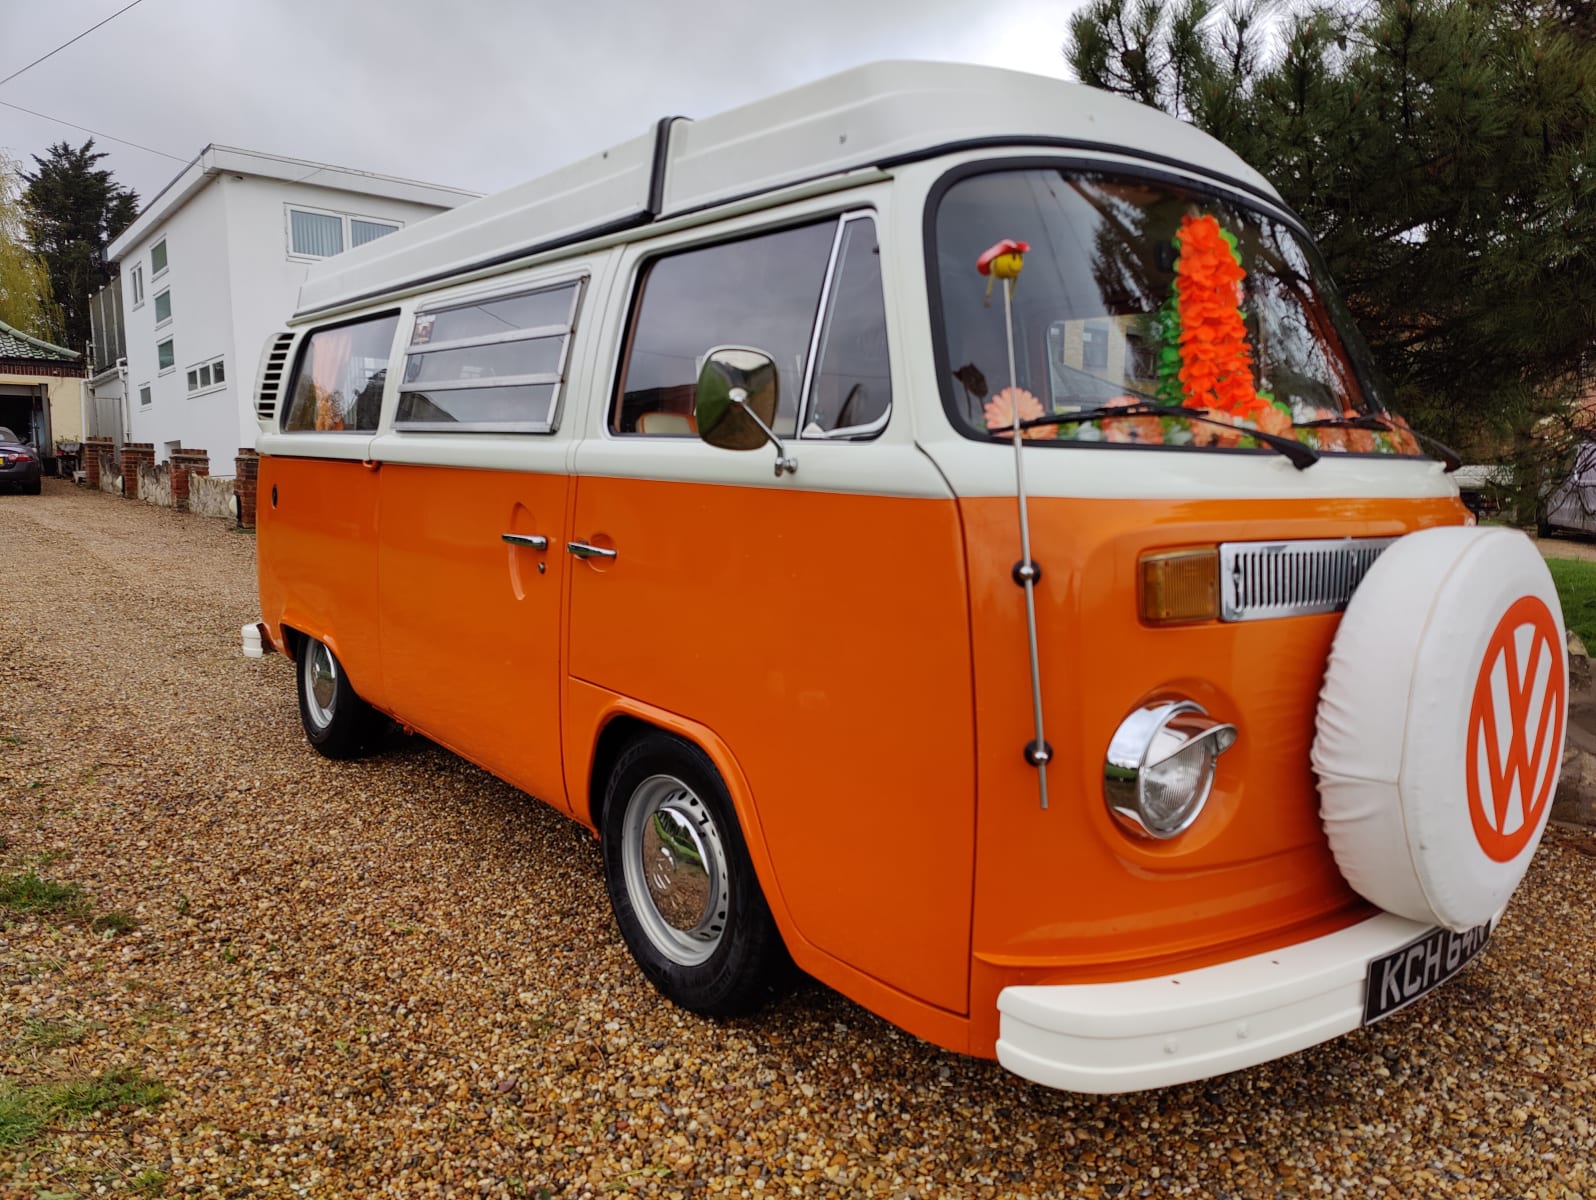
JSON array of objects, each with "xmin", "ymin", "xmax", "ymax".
[
  {"xmin": 169, "ymin": 449, "xmax": 209, "ymax": 513},
  {"xmin": 119, "ymin": 442, "xmax": 155, "ymax": 500},
  {"xmin": 235, "ymin": 448, "xmax": 259, "ymax": 528},
  {"xmin": 82, "ymin": 436, "xmax": 115, "ymax": 489}
]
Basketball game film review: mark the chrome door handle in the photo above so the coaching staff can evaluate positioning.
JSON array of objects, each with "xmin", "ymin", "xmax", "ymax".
[
  {"xmin": 567, "ymin": 540, "xmax": 617, "ymax": 560},
  {"xmin": 501, "ymin": 533, "xmax": 548, "ymax": 550}
]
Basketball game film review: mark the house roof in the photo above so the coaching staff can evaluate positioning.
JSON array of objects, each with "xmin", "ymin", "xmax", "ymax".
[
  {"xmin": 294, "ymin": 59, "xmax": 1281, "ymax": 318},
  {"xmin": 0, "ymin": 317, "xmax": 79, "ymax": 361},
  {"xmin": 107, "ymin": 144, "xmax": 481, "ymax": 263}
]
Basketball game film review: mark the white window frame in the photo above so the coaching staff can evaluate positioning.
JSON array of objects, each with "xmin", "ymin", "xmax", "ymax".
[
  {"xmin": 285, "ymin": 203, "xmax": 402, "ymax": 261},
  {"xmin": 151, "ymin": 238, "xmax": 168, "ymax": 279},
  {"xmin": 185, "ymin": 354, "xmax": 227, "ymax": 396},
  {"xmin": 130, "ymin": 265, "xmax": 145, "ymax": 309},
  {"xmin": 153, "ymin": 288, "xmax": 172, "ymax": 330},
  {"xmin": 138, "ymin": 382, "xmax": 152, "ymax": 408},
  {"xmin": 156, "ymin": 338, "xmax": 175, "ymax": 376}
]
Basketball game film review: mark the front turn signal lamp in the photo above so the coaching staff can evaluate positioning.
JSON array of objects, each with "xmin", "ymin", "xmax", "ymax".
[{"xmin": 1139, "ymin": 547, "xmax": 1219, "ymax": 624}]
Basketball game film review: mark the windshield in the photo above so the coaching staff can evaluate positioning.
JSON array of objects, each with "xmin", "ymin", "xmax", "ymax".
[{"xmin": 932, "ymin": 167, "xmax": 1422, "ymax": 457}]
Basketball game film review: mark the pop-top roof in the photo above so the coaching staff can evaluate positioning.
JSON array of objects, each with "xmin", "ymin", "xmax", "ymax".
[
  {"xmin": 294, "ymin": 60, "xmax": 1278, "ymax": 318},
  {"xmin": 0, "ymin": 318, "xmax": 79, "ymax": 362}
]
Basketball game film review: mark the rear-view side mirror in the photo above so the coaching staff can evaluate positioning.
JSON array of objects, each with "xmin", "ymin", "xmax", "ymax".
[{"xmin": 694, "ymin": 347, "xmax": 797, "ymax": 476}]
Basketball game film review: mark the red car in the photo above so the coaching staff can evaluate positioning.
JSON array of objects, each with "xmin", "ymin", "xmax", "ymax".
[{"xmin": 0, "ymin": 427, "xmax": 42, "ymax": 494}]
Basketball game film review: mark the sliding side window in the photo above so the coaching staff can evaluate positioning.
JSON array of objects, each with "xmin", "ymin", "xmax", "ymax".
[
  {"xmin": 281, "ymin": 312, "xmax": 399, "ymax": 433},
  {"xmin": 397, "ymin": 279, "xmax": 583, "ymax": 433}
]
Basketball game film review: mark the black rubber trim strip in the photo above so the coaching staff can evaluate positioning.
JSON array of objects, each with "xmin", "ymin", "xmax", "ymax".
[{"xmin": 647, "ymin": 116, "xmax": 685, "ymax": 216}]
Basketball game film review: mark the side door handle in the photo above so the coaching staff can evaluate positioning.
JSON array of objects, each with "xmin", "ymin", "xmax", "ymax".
[
  {"xmin": 567, "ymin": 540, "xmax": 617, "ymax": 561},
  {"xmin": 501, "ymin": 533, "xmax": 549, "ymax": 550}
]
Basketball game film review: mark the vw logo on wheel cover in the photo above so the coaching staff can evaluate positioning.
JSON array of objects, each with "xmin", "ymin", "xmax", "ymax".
[{"xmin": 1466, "ymin": 595, "xmax": 1566, "ymax": 862}]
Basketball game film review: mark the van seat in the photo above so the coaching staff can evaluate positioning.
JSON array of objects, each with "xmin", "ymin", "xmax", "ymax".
[{"xmin": 638, "ymin": 412, "xmax": 697, "ymax": 436}]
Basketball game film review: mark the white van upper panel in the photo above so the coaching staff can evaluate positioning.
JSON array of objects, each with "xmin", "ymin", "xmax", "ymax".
[{"xmin": 917, "ymin": 435, "xmax": 1462, "ymax": 503}]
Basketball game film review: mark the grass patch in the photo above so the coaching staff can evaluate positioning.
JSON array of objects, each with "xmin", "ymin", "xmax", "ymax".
[
  {"xmin": 92, "ymin": 911, "xmax": 138, "ymax": 936},
  {"xmin": 0, "ymin": 1069, "xmax": 169, "ymax": 1148},
  {"xmin": 131, "ymin": 1167, "xmax": 169, "ymax": 1194},
  {"xmin": 1546, "ymin": 557, "xmax": 1596, "ymax": 651},
  {"xmin": 14, "ymin": 1018, "xmax": 94, "ymax": 1052},
  {"xmin": 0, "ymin": 871, "xmax": 88, "ymax": 917}
]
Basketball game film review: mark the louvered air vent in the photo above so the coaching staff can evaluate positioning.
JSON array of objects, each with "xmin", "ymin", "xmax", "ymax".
[
  {"xmin": 1219, "ymin": 537, "xmax": 1397, "ymax": 622},
  {"xmin": 255, "ymin": 332, "xmax": 294, "ymax": 423}
]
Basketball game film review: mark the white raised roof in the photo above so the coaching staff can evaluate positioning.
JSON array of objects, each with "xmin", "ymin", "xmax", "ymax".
[{"xmin": 294, "ymin": 60, "xmax": 1279, "ymax": 317}]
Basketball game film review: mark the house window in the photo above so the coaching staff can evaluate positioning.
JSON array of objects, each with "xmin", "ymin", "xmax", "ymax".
[
  {"xmin": 154, "ymin": 289, "xmax": 172, "ymax": 326},
  {"xmin": 290, "ymin": 209, "xmax": 343, "ymax": 257},
  {"xmin": 130, "ymin": 265, "xmax": 144, "ymax": 308},
  {"xmin": 151, "ymin": 239, "xmax": 168, "ymax": 276},
  {"xmin": 288, "ymin": 207, "xmax": 404, "ymax": 258},
  {"xmin": 139, "ymin": 384, "xmax": 151, "ymax": 407},
  {"xmin": 157, "ymin": 339, "xmax": 174, "ymax": 372},
  {"xmin": 351, "ymin": 218, "xmax": 399, "ymax": 247},
  {"xmin": 282, "ymin": 312, "xmax": 399, "ymax": 432},
  {"xmin": 396, "ymin": 278, "xmax": 583, "ymax": 432},
  {"xmin": 185, "ymin": 354, "xmax": 226, "ymax": 394}
]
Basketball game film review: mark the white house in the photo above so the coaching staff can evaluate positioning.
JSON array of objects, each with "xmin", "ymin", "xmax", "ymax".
[{"xmin": 103, "ymin": 145, "xmax": 477, "ymax": 470}]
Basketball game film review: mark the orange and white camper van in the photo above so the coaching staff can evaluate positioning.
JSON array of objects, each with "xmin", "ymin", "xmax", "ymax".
[{"xmin": 251, "ymin": 62, "xmax": 1566, "ymax": 1094}]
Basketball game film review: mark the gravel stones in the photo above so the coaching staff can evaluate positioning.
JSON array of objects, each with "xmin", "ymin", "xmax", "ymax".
[{"xmin": 2, "ymin": 480, "xmax": 1594, "ymax": 1198}]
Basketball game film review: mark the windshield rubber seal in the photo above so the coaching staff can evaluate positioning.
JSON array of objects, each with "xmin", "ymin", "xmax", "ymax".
[{"xmin": 920, "ymin": 154, "xmax": 1401, "ymax": 463}]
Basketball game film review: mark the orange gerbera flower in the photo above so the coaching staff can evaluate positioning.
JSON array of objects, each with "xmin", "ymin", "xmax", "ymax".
[
  {"xmin": 1254, "ymin": 402, "xmax": 1294, "ymax": 438},
  {"xmin": 1173, "ymin": 215, "xmax": 1269, "ymax": 422},
  {"xmin": 1102, "ymin": 395, "xmax": 1164, "ymax": 445},
  {"xmin": 1189, "ymin": 408, "xmax": 1246, "ymax": 448},
  {"xmin": 983, "ymin": 387, "xmax": 1051, "ymax": 439}
]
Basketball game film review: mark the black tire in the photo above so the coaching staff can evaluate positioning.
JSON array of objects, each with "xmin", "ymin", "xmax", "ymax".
[
  {"xmin": 25, "ymin": 477, "xmax": 41, "ymax": 495},
  {"xmin": 601, "ymin": 732, "xmax": 789, "ymax": 1017},
  {"xmin": 294, "ymin": 634, "xmax": 379, "ymax": 759}
]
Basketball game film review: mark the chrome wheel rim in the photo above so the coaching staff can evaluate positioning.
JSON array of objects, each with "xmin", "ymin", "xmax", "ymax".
[
  {"xmin": 304, "ymin": 642, "xmax": 338, "ymax": 730},
  {"xmin": 620, "ymin": 774, "xmax": 730, "ymax": 966}
]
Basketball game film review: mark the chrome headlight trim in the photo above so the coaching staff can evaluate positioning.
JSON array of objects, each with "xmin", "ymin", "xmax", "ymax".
[{"xmin": 1105, "ymin": 700, "xmax": 1237, "ymax": 839}]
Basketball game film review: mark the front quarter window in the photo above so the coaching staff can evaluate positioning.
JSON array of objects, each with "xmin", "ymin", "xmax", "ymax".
[{"xmin": 932, "ymin": 167, "xmax": 1421, "ymax": 458}]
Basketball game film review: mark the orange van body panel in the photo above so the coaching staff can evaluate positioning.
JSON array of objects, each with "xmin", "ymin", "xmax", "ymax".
[
  {"xmin": 561, "ymin": 677, "xmax": 978, "ymax": 1053},
  {"xmin": 257, "ymin": 456, "xmax": 386, "ymax": 708},
  {"xmin": 956, "ymin": 494, "xmax": 1468, "ymax": 981},
  {"xmin": 377, "ymin": 464, "xmax": 572, "ymax": 811},
  {"xmin": 566, "ymin": 474, "xmax": 978, "ymax": 1016}
]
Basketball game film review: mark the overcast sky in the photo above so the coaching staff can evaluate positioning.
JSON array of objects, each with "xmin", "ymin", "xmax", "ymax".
[{"xmin": 1, "ymin": 0, "xmax": 1091, "ymax": 209}]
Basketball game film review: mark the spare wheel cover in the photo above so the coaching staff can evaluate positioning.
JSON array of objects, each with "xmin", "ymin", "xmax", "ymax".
[{"xmin": 1313, "ymin": 525, "xmax": 1566, "ymax": 930}]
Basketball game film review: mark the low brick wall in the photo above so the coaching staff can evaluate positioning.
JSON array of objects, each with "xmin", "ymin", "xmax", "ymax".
[
  {"xmin": 235, "ymin": 449, "xmax": 259, "ymax": 528},
  {"xmin": 82, "ymin": 437, "xmax": 115, "ymax": 488},
  {"xmin": 170, "ymin": 449, "xmax": 210, "ymax": 513},
  {"xmin": 188, "ymin": 474, "xmax": 235, "ymax": 520},
  {"xmin": 121, "ymin": 443, "xmax": 155, "ymax": 500}
]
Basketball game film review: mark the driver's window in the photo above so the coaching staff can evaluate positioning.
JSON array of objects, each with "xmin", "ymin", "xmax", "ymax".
[{"xmin": 802, "ymin": 216, "xmax": 891, "ymax": 439}]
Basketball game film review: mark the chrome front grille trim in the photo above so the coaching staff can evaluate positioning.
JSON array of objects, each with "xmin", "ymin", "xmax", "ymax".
[{"xmin": 1219, "ymin": 537, "xmax": 1397, "ymax": 622}]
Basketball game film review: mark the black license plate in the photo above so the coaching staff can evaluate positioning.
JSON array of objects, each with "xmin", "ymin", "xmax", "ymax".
[{"xmin": 1362, "ymin": 922, "xmax": 1492, "ymax": 1025}]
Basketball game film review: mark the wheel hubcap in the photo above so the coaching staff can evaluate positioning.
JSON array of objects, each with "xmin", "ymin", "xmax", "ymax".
[
  {"xmin": 621, "ymin": 775, "xmax": 730, "ymax": 965},
  {"xmin": 305, "ymin": 643, "xmax": 337, "ymax": 729}
]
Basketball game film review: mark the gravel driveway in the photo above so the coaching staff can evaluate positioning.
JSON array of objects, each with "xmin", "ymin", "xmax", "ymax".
[{"xmin": 3, "ymin": 479, "xmax": 1594, "ymax": 1199}]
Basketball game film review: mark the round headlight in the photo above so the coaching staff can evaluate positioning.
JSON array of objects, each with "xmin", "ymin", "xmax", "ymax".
[{"xmin": 1105, "ymin": 700, "xmax": 1237, "ymax": 838}]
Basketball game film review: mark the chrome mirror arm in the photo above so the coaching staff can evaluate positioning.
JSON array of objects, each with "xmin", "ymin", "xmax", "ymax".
[{"xmin": 729, "ymin": 388, "xmax": 798, "ymax": 476}]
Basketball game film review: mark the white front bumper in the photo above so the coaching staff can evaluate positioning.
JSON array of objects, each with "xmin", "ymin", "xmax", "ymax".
[{"xmin": 996, "ymin": 911, "xmax": 1440, "ymax": 1094}]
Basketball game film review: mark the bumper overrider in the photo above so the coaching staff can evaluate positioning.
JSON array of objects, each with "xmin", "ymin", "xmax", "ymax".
[{"xmin": 996, "ymin": 911, "xmax": 1491, "ymax": 1094}]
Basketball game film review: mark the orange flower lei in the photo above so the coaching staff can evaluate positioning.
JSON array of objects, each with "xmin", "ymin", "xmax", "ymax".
[{"xmin": 1173, "ymin": 215, "xmax": 1270, "ymax": 423}]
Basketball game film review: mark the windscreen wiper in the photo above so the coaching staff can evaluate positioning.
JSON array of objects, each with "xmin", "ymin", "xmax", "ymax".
[
  {"xmin": 1292, "ymin": 414, "xmax": 1460, "ymax": 472},
  {"xmin": 993, "ymin": 400, "xmax": 1320, "ymax": 471}
]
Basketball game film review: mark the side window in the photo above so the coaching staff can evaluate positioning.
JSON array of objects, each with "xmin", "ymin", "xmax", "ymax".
[
  {"xmin": 615, "ymin": 221, "xmax": 834, "ymax": 436},
  {"xmin": 281, "ymin": 312, "xmax": 399, "ymax": 433},
  {"xmin": 801, "ymin": 216, "xmax": 891, "ymax": 439},
  {"xmin": 396, "ymin": 278, "xmax": 582, "ymax": 432}
]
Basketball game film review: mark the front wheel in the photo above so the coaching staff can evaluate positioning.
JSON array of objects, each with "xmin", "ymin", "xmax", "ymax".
[
  {"xmin": 295, "ymin": 635, "xmax": 379, "ymax": 759},
  {"xmin": 601, "ymin": 732, "xmax": 789, "ymax": 1017}
]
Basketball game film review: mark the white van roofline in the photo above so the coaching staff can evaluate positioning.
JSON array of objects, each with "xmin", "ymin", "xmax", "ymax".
[{"xmin": 293, "ymin": 59, "xmax": 1281, "ymax": 320}]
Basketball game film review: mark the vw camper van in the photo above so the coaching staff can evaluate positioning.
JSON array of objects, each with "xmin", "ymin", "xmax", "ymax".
[{"xmin": 251, "ymin": 62, "xmax": 1566, "ymax": 1094}]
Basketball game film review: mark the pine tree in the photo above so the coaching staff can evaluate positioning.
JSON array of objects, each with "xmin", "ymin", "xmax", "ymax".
[
  {"xmin": 1065, "ymin": 0, "xmax": 1596, "ymax": 456},
  {"xmin": 0, "ymin": 153, "xmax": 59, "ymax": 339},
  {"xmin": 20, "ymin": 140, "xmax": 140, "ymax": 354}
]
